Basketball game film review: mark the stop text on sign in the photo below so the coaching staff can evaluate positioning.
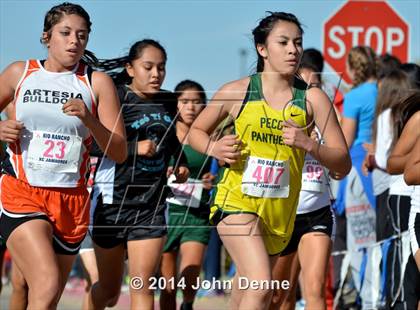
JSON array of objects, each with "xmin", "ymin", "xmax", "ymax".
[
  {"xmin": 323, "ymin": 1, "xmax": 409, "ymax": 85},
  {"xmin": 328, "ymin": 26, "xmax": 405, "ymax": 59}
]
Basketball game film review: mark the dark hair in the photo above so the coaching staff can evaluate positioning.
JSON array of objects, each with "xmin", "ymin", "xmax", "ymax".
[
  {"xmin": 372, "ymin": 69, "xmax": 411, "ymax": 144},
  {"xmin": 301, "ymin": 48, "xmax": 323, "ymax": 73},
  {"xmin": 174, "ymin": 80, "xmax": 207, "ymax": 103},
  {"xmin": 297, "ymin": 63, "xmax": 321, "ymax": 87},
  {"xmin": 300, "ymin": 48, "xmax": 324, "ymax": 83},
  {"xmin": 391, "ymin": 91, "xmax": 420, "ymax": 148},
  {"xmin": 400, "ymin": 63, "xmax": 420, "ymax": 90},
  {"xmin": 41, "ymin": 2, "xmax": 97, "ymax": 66},
  {"xmin": 377, "ymin": 53, "xmax": 401, "ymax": 80},
  {"xmin": 299, "ymin": 62, "xmax": 319, "ymax": 74},
  {"xmin": 347, "ymin": 46, "xmax": 377, "ymax": 87},
  {"xmin": 252, "ymin": 11, "xmax": 303, "ymax": 72},
  {"xmin": 96, "ymin": 39, "xmax": 167, "ymax": 85}
]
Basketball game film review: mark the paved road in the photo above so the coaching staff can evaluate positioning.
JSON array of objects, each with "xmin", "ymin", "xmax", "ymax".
[{"xmin": 0, "ymin": 279, "xmax": 229, "ymax": 310}]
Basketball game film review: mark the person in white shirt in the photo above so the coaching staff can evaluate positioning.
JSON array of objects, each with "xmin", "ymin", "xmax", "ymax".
[{"xmin": 385, "ymin": 91, "xmax": 420, "ymax": 309}]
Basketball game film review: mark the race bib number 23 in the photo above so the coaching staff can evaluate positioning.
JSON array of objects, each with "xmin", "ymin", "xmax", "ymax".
[{"xmin": 27, "ymin": 131, "xmax": 82, "ymax": 173}]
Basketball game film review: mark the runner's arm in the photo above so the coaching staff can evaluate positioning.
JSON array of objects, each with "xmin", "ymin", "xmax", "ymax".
[
  {"xmin": 306, "ymin": 87, "xmax": 351, "ymax": 175},
  {"xmin": 0, "ymin": 62, "xmax": 25, "ymax": 112},
  {"xmin": 189, "ymin": 80, "xmax": 246, "ymax": 164},
  {"xmin": 387, "ymin": 112, "xmax": 420, "ymax": 174},
  {"xmin": 404, "ymin": 138, "xmax": 420, "ymax": 185},
  {"xmin": 89, "ymin": 71, "xmax": 127, "ymax": 163}
]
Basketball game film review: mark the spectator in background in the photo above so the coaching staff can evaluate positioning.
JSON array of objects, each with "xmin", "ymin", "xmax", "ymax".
[
  {"xmin": 400, "ymin": 63, "xmax": 420, "ymax": 89},
  {"xmin": 335, "ymin": 46, "xmax": 378, "ymax": 308},
  {"xmin": 403, "ymin": 137, "xmax": 420, "ymax": 270},
  {"xmin": 338, "ymin": 46, "xmax": 378, "ymax": 210},
  {"xmin": 367, "ymin": 69, "xmax": 416, "ymax": 309},
  {"xmin": 364, "ymin": 70, "xmax": 412, "ymax": 241},
  {"xmin": 383, "ymin": 80, "xmax": 420, "ymax": 309},
  {"xmin": 376, "ymin": 53, "xmax": 401, "ymax": 80}
]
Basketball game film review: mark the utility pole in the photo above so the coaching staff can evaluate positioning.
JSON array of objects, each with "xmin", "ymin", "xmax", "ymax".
[{"xmin": 239, "ymin": 48, "xmax": 248, "ymax": 77}]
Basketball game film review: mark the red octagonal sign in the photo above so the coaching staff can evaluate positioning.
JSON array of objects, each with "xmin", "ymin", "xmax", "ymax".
[{"xmin": 323, "ymin": 0, "xmax": 409, "ymax": 85}]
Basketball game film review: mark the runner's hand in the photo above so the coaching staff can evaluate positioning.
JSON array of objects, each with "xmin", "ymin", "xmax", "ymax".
[
  {"xmin": 330, "ymin": 170, "xmax": 345, "ymax": 180},
  {"xmin": 201, "ymin": 172, "xmax": 216, "ymax": 190},
  {"xmin": 167, "ymin": 166, "xmax": 174, "ymax": 177},
  {"xmin": 62, "ymin": 98, "xmax": 94, "ymax": 126},
  {"xmin": 0, "ymin": 120, "xmax": 24, "ymax": 143},
  {"xmin": 137, "ymin": 139, "xmax": 156, "ymax": 157},
  {"xmin": 174, "ymin": 166, "xmax": 189, "ymax": 183},
  {"xmin": 209, "ymin": 135, "xmax": 242, "ymax": 164},
  {"xmin": 310, "ymin": 128, "xmax": 319, "ymax": 142},
  {"xmin": 282, "ymin": 119, "xmax": 314, "ymax": 151},
  {"xmin": 362, "ymin": 142, "xmax": 374, "ymax": 154},
  {"xmin": 361, "ymin": 143, "xmax": 375, "ymax": 176}
]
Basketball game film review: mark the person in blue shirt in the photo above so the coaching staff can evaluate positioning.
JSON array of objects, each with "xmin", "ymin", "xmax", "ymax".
[
  {"xmin": 334, "ymin": 46, "xmax": 378, "ymax": 307},
  {"xmin": 337, "ymin": 46, "xmax": 377, "ymax": 210},
  {"xmin": 341, "ymin": 47, "xmax": 378, "ymax": 148}
]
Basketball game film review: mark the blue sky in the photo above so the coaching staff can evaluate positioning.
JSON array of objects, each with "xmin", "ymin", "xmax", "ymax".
[{"xmin": 1, "ymin": 0, "xmax": 419, "ymax": 94}]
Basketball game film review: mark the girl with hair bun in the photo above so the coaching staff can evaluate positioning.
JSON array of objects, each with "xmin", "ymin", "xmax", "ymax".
[{"xmin": 335, "ymin": 46, "xmax": 378, "ymax": 217}]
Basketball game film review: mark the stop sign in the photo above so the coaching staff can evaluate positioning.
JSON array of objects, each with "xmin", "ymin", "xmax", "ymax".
[{"xmin": 323, "ymin": 1, "xmax": 409, "ymax": 85}]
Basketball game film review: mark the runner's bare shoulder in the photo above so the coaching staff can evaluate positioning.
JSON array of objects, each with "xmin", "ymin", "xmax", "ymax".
[{"xmin": 212, "ymin": 77, "xmax": 250, "ymax": 118}]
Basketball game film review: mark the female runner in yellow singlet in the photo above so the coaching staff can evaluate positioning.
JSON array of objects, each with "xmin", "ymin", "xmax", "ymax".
[{"xmin": 189, "ymin": 12, "xmax": 350, "ymax": 309}]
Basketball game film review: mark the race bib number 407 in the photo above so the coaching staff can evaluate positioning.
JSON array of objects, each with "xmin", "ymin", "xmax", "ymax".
[
  {"xmin": 241, "ymin": 156, "xmax": 290, "ymax": 198},
  {"xmin": 27, "ymin": 131, "xmax": 82, "ymax": 173}
]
